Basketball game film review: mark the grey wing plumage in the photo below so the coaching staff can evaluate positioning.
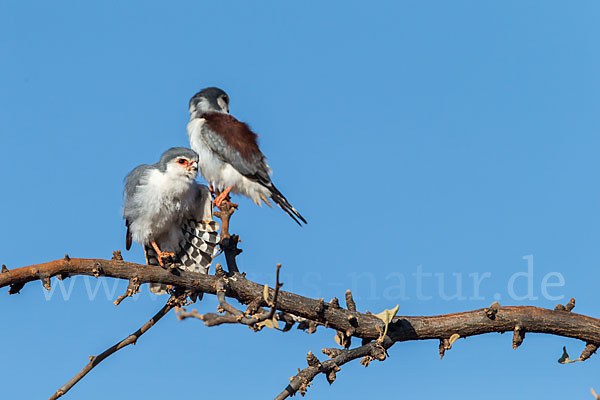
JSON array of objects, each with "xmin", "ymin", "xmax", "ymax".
[
  {"xmin": 200, "ymin": 124, "xmax": 272, "ymax": 185},
  {"xmin": 124, "ymin": 164, "xmax": 153, "ymax": 249},
  {"xmin": 124, "ymin": 164, "xmax": 152, "ymax": 201}
]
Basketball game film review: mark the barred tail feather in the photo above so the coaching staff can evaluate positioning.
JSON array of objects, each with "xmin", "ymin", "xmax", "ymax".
[{"xmin": 147, "ymin": 219, "xmax": 220, "ymax": 297}]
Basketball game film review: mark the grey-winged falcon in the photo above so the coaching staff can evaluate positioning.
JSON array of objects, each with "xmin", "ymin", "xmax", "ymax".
[
  {"xmin": 123, "ymin": 147, "xmax": 219, "ymax": 294},
  {"xmin": 187, "ymin": 87, "xmax": 307, "ymax": 225}
]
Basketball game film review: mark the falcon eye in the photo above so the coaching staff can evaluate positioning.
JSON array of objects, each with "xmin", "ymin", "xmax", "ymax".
[{"xmin": 177, "ymin": 158, "xmax": 187, "ymax": 165}]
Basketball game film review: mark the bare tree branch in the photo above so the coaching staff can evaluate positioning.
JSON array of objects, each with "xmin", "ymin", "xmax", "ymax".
[
  {"xmin": 47, "ymin": 293, "xmax": 187, "ymax": 400},
  {"xmin": 2, "ymin": 258, "xmax": 599, "ymax": 398},
  {"xmin": 3, "ymin": 258, "xmax": 599, "ymax": 346}
]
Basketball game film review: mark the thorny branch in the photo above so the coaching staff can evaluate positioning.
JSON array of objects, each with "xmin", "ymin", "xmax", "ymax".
[
  {"xmin": 2, "ymin": 255, "xmax": 599, "ymax": 398},
  {"xmin": 48, "ymin": 293, "xmax": 188, "ymax": 400},
  {"xmin": 178, "ymin": 262, "xmax": 285, "ymax": 331}
]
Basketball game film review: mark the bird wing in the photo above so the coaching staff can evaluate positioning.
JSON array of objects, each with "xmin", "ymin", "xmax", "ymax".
[
  {"xmin": 148, "ymin": 184, "xmax": 220, "ymax": 299},
  {"xmin": 123, "ymin": 164, "xmax": 153, "ymax": 249},
  {"xmin": 200, "ymin": 113, "xmax": 307, "ymax": 225},
  {"xmin": 200, "ymin": 112, "xmax": 272, "ymax": 186},
  {"xmin": 123, "ymin": 164, "xmax": 152, "ymax": 200}
]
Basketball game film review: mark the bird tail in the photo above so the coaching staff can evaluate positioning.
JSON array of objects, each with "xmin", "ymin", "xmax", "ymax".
[
  {"xmin": 268, "ymin": 183, "xmax": 307, "ymax": 226},
  {"xmin": 146, "ymin": 220, "xmax": 220, "ymax": 299}
]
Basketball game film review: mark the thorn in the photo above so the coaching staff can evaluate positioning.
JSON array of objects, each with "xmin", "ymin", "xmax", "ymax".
[
  {"xmin": 1, "ymin": 265, "xmax": 8, "ymax": 273},
  {"xmin": 326, "ymin": 364, "xmax": 341, "ymax": 385},
  {"xmin": 313, "ymin": 298, "xmax": 325, "ymax": 314},
  {"xmin": 64, "ymin": 254, "xmax": 71, "ymax": 262},
  {"xmin": 580, "ymin": 343, "xmax": 598, "ymax": 362},
  {"xmin": 555, "ymin": 297, "xmax": 575, "ymax": 312},
  {"xmin": 214, "ymin": 263, "xmax": 227, "ymax": 278},
  {"xmin": 306, "ymin": 351, "xmax": 321, "ymax": 367},
  {"xmin": 41, "ymin": 276, "xmax": 51, "ymax": 291},
  {"xmin": 565, "ymin": 298, "xmax": 576, "ymax": 312},
  {"xmin": 345, "ymin": 290, "xmax": 357, "ymax": 311},
  {"xmin": 372, "ymin": 345, "xmax": 387, "ymax": 361},
  {"xmin": 484, "ymin": 301, "xmax": 500, "ymax": 319},
  {"xmin": 439, "ymin": 339, "xmax": 448, "ymax": 359},
  {"xmin": 329, "ymin": 297, "xmax": 340, "ymax": 308},
  {"xmin": 8, "ymin": 283, "xmax": 25, "ymax": 295},
  {"xmin": 322, "ymin": 348, "xmax": 343, "ymax": 359},
  {"xmin": 512, "ymin": 325, "xmax": 525, "ymax": 349}
]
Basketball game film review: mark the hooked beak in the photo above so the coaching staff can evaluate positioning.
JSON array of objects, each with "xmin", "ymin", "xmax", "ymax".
[{"xmin": 188, "ymin": 161, "xmax": 198, "ymax": 171}]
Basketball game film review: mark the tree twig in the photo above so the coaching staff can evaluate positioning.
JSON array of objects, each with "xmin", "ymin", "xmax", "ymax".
[
  {"xmin": 274, "ymin": 336, "xmax": 394, "ymax": 399},
  {"xmin": 48, "ymin": 294, "xmax": 185, "ymax": 400}
]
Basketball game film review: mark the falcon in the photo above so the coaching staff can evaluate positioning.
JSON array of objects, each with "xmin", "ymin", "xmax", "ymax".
[
  {"xmin": 123, "ymin": 147, "xmax": 219, "ymax": 294},
  {"xmin": 187, "ymin": 87, "xmax": 307, "ymax": 225}
]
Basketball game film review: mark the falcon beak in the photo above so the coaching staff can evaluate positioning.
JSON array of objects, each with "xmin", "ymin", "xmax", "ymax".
[{"xmin": 189, "ymin": 161, "xmax": 198, "ymax": 171}]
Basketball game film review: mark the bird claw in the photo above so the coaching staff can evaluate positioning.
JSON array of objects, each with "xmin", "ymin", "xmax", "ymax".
[
  {"xmin": 213, "ymin": 186, "xmax": 233, "ymax": 209},
  {"xmin": 158, "ymin": 251, "xmax": 175, "ymax": 263}
]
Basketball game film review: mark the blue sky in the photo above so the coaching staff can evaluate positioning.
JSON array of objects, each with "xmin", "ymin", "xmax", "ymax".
[{"xmin": 1, "ymin": 1, "xmax": 599, "ymax": 398}]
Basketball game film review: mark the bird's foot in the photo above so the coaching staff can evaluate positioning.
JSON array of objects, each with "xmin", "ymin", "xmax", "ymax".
[
  {"xmin": 158, "ymin": 251, "xmax": 175, "ymax": 261},
  {"xmin": 151, "ymin": 241, "xmax": 174, "ymax": 267},
  {"xmin": 213, "ymin": 186, "xmax": 233, "ymax": 208}
]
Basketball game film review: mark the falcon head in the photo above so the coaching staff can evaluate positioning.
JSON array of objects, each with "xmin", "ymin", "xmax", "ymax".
[
  {"xmin": 189, "ymin": 87, "xmax": 230, "ymax": 118},
  {"xmin": 158, "ymin": 147, "xmax": 199, "ymax": 181}
]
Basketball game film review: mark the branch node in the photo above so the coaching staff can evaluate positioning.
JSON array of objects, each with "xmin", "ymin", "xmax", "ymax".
[
  {"xmin": 512, "ymin": 325, "xmax": 525, "ymax": 349},
  {"xmin": 40, "ymin": 275, "xmax": 51, "ymax": 291},
  {"xmin": 307, "ymin": 321, "xmax": 318, "ymax": 334},
  {"xmin": 360, "ymin": 355, "xmax": 373, "ymax": 367},
  {"xmin": 91, "ymin": 263, "xmax": 103, "ymax": 278},
  {"xmin": 580, "ymin": 343, "xmax": 598, "ymax": 362},
  {"xmin": 345, "ymin": 289, "xmax": 357, "ymax": 311},
  {"xmin": 335, "ymin": 331, "xmax": 352, "ymax": 348},
  {"xmin": 306, "ymin": 351, "xmax": 321, "ymax": 368},
  {"xmin": 313, "ymin": 298, "xmax": 325, "ymax": 315},
  {"xmin": 554, "ymin": 298, "xmax": 575, "ymax": 312},
  {"xmin": 8, "ymin": 282, "xmax": 25, "ymax": 295},
  {"xmin": 113, "ymin": 276, "xmax": 141, "ymax": 306},
  {"xmin": 111, "ymin": 251, "xmax": 123, "ymax": 261},
  {"xmin": 329, "ymin": 297, "xmax": 340, "ymax": 308},
  {"xmin": 347, "ymin": 314, "xmax": 358, "ymax": 327},
  {"xmin": 439, "ymin": 339, "xmax": 448, "ymax": 359},
  {"xmin": 484, "ymin": 301, "xmax": 501, "ymax": 320},
  {"xmin": 1, "ymin": 264, "xmax": 9, "ymax": 273},
  {"xmin": 64, "ymin": 254, "xmax": 71, "ymax": 262},
  {"xmin": 326, "ymin": 364, "xmax": 341, "ymax": 385},
  {"xmin": 439, "ymin": 334, "xmax": 460, "ymax": 358},
  {"xmin": 322, "ymin": 348, "xmax": 343, "ymax": 359},
  {"xmin": 565, "ymin": 298, "xmax": 576, "ymax": 311},
  {"xmin": 214, "ymin": 264, "xmax": 227, "ymax": 279}
]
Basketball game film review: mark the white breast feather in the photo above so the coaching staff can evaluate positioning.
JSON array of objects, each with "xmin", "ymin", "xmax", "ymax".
[{"xmin": 128, "ymin": 168, "xmax": 198, "ymax": 245}]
